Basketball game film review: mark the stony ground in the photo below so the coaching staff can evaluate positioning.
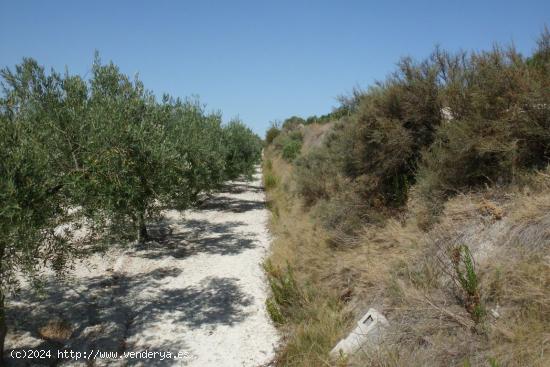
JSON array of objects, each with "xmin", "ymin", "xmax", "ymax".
[{"xmin": 6, "ymin": 168, "xmax": 279, "ymax": 366}]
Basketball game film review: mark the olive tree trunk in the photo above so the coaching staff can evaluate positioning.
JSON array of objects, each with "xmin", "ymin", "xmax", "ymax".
[
  {"xmin": 0, "ymin": 290, "xmax": 5, "ymax": 362},
  {"xmin": 137, "ymin": 212, "xmax": 148, "ymax": 243},
  {"xmin": 0, "ymin": 244, "xmax": 6, "ymax": 362}
]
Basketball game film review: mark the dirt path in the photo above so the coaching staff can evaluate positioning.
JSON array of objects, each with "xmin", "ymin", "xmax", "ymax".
[{"xmin": 6, "ymin": 168, "xmax": 279, "ymax": 366}]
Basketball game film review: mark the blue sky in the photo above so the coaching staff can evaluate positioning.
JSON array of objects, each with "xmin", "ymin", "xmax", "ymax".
[{"xmin": 1, "ymin": 1, "xmax": 549, "ymax": 135}]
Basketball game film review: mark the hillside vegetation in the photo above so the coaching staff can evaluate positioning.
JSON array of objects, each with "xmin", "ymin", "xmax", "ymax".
[
  {"xmin": 0, "ymin": 55, "xmax": 262, "ymax": 359},
  {"xmin": 263, "ymin": 29, "xmax": 550, "ymax": 366}
]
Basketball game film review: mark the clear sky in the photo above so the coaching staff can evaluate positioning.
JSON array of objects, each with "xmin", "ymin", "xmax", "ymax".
[{"xmin": 1, "ymin": 1, "xmax": 549, "ymax": 135}]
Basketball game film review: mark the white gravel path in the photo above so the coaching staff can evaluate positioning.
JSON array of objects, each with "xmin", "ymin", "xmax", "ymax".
[{"xmin": 6, "ymin": 168, "xmax": 279, "ymax": 366}]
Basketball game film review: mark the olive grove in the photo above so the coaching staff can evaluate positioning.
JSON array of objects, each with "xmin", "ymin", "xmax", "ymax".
[{"xmin": 0, "ymin": 56, "xmax": 262, "ymax": 359}]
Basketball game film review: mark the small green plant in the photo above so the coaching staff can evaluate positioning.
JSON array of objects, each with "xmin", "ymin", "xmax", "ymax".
[
  {"xmin": 265, "ymin": 261, "xmax": 300, "ymax": 306},
  {"xmin": 451, "ymin": 245, "xmax": 485, "ymax": 323},
  {"xmin": 263, "ymin": 260, "xmax": 303, "ymax": 323},
  {"xmin": 263, "ymin": 158, "xmax": 279, "ymax": 190},
  {"xmin": 266, "ymin": 297, "xmax": 285, "ymax": 324},
  {"xmin": 264, "ymin": 172, "xmax": 278, "ymax": 190}
]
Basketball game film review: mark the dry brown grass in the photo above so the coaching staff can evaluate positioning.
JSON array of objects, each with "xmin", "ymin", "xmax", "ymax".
[
  {"xmin": 350, "ymin": 180, "xmax": 550, "ymax": 366},
  {"xmin": 263, "ymin": 151, "xmax": 352, "ymax": 366},
  {"xmin": 264, "ymin": 145, "xmax": 550, "ymax": 367}
]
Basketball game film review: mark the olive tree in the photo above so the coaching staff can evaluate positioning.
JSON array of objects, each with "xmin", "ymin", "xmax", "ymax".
[
  {"xmin": 0, "ymin": 59, "xmax": 87, "ymax": 360},
  {"xmin": 223, "ymin": 119, "xmax": 262, "ymax": 180},
  {"xmin": 163, "ymin": 99, "xmax": 227, "ymax": 205},
  {"xmin": 81, "ymin": 59, "xmax": 174, "ymax": 242}
]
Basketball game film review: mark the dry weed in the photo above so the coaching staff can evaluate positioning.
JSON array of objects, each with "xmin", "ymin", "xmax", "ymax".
[{"xmin": 38, "ymin": 318, "xmax": 73, "ymax": 343}]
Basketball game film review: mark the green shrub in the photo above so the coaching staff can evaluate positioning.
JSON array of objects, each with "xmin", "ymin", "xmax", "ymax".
[
  {"xmin": 271, "ymin": 125, "xmax": 303, "ymax": 152},
  {"xmin": 293, "ymin": 148, "xmax": 341, "ymax": 206},
  {"xmin": 287, "ymin": 130, "xmax": 303, "ymax": 142},
  {"xmin": 340, "ymin": 55, "xmax": 442, "ymax": 207},
  {"xmin": 415, "ymin": 118, "xmax": 517, "ymax": 210},
  {"xmin": 282, "ymin": 139, "xmax": 302, "ymax": 161}
]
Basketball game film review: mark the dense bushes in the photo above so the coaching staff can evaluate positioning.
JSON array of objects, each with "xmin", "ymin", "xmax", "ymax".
[
  {"xmin": 415, "ymin": 39, "xmax": 550, "ymax": 215},
  {"xmin": 330, "ymin": 55, "xmax": 443, "ymax": 208},
  {"xmin": 294, "ymin": 149, "xmax": 337, "ymax": 205},
  {"xmin": 270, "ymin": 29, "xmax": 550, "ymax": 233},
  {"xmin": 0, "ymin": 56, "xmax": 261, "ymax": 357}
]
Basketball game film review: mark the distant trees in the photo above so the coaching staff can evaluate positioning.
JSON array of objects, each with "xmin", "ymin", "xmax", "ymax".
[
  {"xmin": 265, "ymin": 121, "xmax": 281, "ymax": 145},
  {"xmin": 281, "ymin": 116, "xmax": 305, "ymax": 130},
  {"xmin": 223, "ymin": 119, "xmax": 263, "ymax": 179},
  {"xmin": 0, "ymin": 56, "xmax": 261, "ymax": 359}
]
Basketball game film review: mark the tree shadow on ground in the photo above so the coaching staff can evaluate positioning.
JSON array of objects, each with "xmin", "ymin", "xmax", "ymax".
[
  {"xmin": 198, "ymin": 195, "xmax": 264, "ymax": 213},
  {"xmin": 6, "ymin": 268, "xmax": 251, "ymax": 366},
  {"xmin": 135, "ymin": 218, "xmax": 257, "ymax": 259},
  {"xmin": 131, "ymin": 276, "xmax": 252, "ymax": 330},
  {"xmin": 5, "ymin": 176, "xmax": 264, "ymax": 366},
  {"xmin": 219, "ymin": 182, "xmax": 264, "ymax": 195}
]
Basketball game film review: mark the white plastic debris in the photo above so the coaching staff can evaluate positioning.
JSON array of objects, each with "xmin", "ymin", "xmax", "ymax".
[
  {"xmin": 330, "ymin": 308, "xmax": 389, "ymax": 358},
  {"xmin": 490, "ymin": 305, "xmax": 501, "ymax": 319},
  {"xmin": 441, "ymin": 106, "xmax": 454, "ymax": 121}
]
